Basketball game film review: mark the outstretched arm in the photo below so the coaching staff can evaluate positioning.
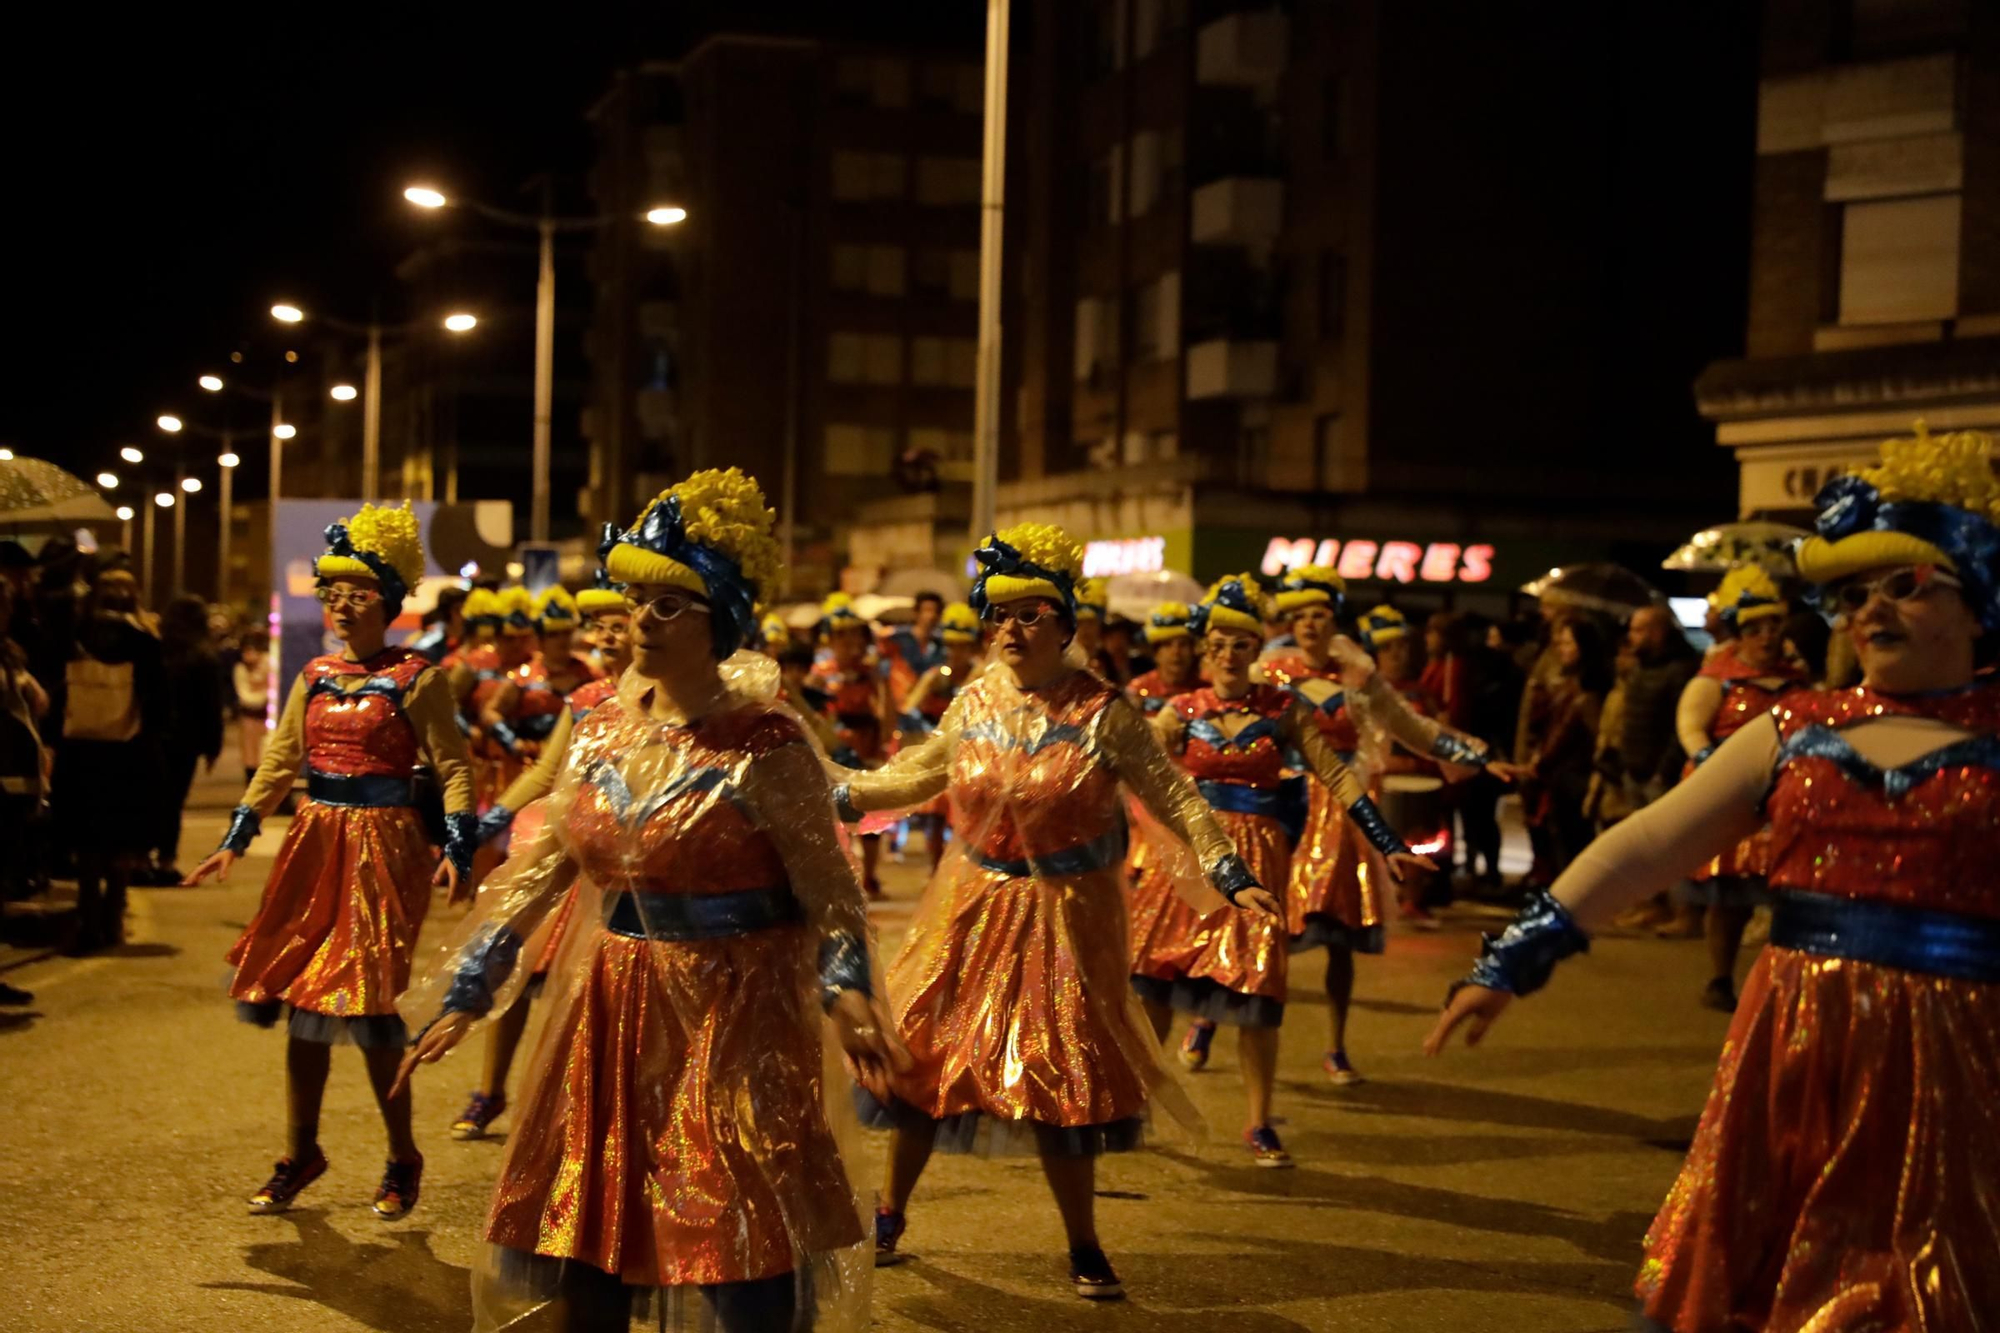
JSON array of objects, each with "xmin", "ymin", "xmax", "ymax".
[{"xmin": 837, "ymin": 696, "xmax": 958, "ymax": 814}]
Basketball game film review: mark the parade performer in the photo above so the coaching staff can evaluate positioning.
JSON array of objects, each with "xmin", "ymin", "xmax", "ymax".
[
  {"xmin": 1071, "ymin": 576, "xmax": 1121, "ymax": 683},
  {"xmin": 411, "ymin": 585, "xmax": 468, "ymax": 664},
  {"xmin": 835, "ymin": 523, "xmax": 1283, "ymax": 1300},
  {"xmin": 443, "ymin": 587, "xmax": 503, "ymax": 679},
  {"xmin": 813, "ymin": 592, "xmax": 893, "ymax": 896},
  {"xmin": 1674, "ymin": 564, "xmax": 1806, "ymax": 1012},
  {"xmin": 1260, "ymin": 568, "xmax": 1511, "ymax": 1085},
  {"xmin": 485, "ymin": 586, "xmax": 601, "ymax": 755},
  {"xmin": 574, "ymin": 567, "xmax": 629, "ymax": 677},
  {"xmin": 1125, "ymin": 602, "xmax": 1204, "ymax": 714},
  {"xmin": 1356, "ymin": 606, "xmax": 1450, "ymax": 928},
  {"xmin": 470, "ymin": 587, "xmax": 539, "ymax": 802},
  {"xmin": 1428, "ymin": 422, "xmax": 2000, "ymax": 1331},
  {"xmin": 883, "ymin": 590, "xmax": 945, "ymax": 701},
  {"xmin": 896, "ymin": 601, "xmax": 982, "ymax": 873},
  {"xmin": 1128, "ymin": 577, "xmax": 1434, "ymax": 1166},
  {"xmin": 186, "ymin": 503, "xmax": 476, "ymax": 1221},
  {"xmin": 396, "ymin": 468, "xmax": 903, "ymax": 1333}
]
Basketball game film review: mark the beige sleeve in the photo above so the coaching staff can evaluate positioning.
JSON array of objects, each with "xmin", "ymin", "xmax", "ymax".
[
  {"xmin": 900, "ymin": 667, "xmax": 941, "ymax": 716},
  {"xmin": 1357, "ymin": 672, "xmax": 1484, "ymax": 762},
  {"xmin": 840, "ymin": 711, "xmax": 955, "ymax": 811},
  {"xmin": 406, "ymin": 667, "xmax": 476, "ymax": 815},
  {"xmin": 1282, "ymin": 704, "xmax": 1367, "ymax": 807},
  {"xmin": 240, "ymin": 674, "xmax": 309, "ymax": 816},
  {"xmin": 496, "ymin": 704, "xmax": 573, "ymax": 812},
  {"xmin": 1675, "ymin": 676, "xmax": 1724, "ymax": 760},
  {"xmin": 739, "ymin": 739, "xmax": 870, "ymax": 941},
  {"xmin": 1552, "ymin": 712, "xmax": 1779, "ymax": 932},
  {"xmin": 480, "ymin": 678, "xmax": 520, "ymax": 729},
  {"xmin": 447, "ymin": 660, "xmax": 476, "ymax": 706},
  {"xmin": 1098, "ymin": 696, "xmax": 1235, "ymax": 871}
]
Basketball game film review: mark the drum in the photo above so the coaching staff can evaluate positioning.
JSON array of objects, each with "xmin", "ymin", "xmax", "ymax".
[{"xmin": 1380, "ymin": 773, "xmax": 1450, "ymax": 860}]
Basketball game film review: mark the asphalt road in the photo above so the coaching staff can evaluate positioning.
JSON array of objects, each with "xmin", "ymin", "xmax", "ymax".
[{"xmin": 0, "ymin": 771, "xmax": 1730, "ymax": 1332}]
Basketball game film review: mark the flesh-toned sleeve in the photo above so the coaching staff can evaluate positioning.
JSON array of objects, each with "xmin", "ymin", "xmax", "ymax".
[{"xmin": 1099, "ymin": 696, "xmax": 1234, "ymax": 871}]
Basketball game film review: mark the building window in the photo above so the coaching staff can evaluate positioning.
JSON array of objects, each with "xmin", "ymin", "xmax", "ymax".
[
  {"xmin": 1074, "ymin": 296, "xmax": 1120, "ymax": 382},
  {"xmin": 832, "ymin": 151, "xmax": 906, "ymax": 201},
  {"xmin": 1086, "ymin": 148, "xmax": 1124, "ymax": 227},
  {"xmin": 913, "ymin": 248, "xmax": 948, "ymax": 295},
  {"xmin": 1319, "ymin": 252, "xmax": 1347, "ymax": 340},
  {"xmin": 1130, "ymin": 274, "xmax": 1178, "ymax": 362},
  {"xmin": 909, "ymin": 425, "xmax": 975, "ymax": 462},
  {"xmin": 1837, "ymin": 192, "xmax": 1960, "ymax": 325},
  {"xmin": 1322, "ymin": 77, "xmax": 1349, "ymax": 161},
  {"xmin": 835, "ymin": 56, "xmax": 872, "ymax": 107},
  {"xmin": 863, "ymin": 334, "xmax": 903, "ymax": 385},
  {"xmin": 831, "ymin": 244, "xmax": 867, "ymax": 291},
  {"xmin": 916, "ymin": 156, "xmax": 981, "ymax": 207},
  {"xmin": 828, "ymin": 332, "xmax": 865, "ymax": 382},
  {"xmin": 1314, "ymin": 413, "xmax": 1343, "ymax": 489},
  {"xmin": 824, "ymin": 423, "xmax": 898, "ymax": 476},
  {"xmin": 1129, "ymin": 131, "xmax": 1162, "ymax": 217},
  {"xmin": 918, "ymin": 62, "xmax": 984, "ymax": 115},
  {"xmin": 872, "ymin": 58, "xmax": 910, "ymax": 109},
  {"xmin": 1090, "ymin": 0, "xmax": 1127, "ymax": 77},
  {"xmin": 865, "ymin": 245, "xmax": 906, "ymax": 296},
  {"xmin": 912, "ymin": 336, "xmax": 976, "ymax": 387},
  {"xmin": 949, "ymin": 249, "xmax": 980, "ymax": 302}
]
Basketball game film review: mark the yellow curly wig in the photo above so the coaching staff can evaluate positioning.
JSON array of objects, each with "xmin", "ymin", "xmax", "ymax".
[
  {"xmin": 495, "ymin": 585, "xmax": 537, "ymax": 634},
  {"xmin": 1709, "ymin": 564, "xmax": 1785, "ymax": 625},
  {"xmin": 1358, "ymin": 604, "xmax": 1410, "ymax": 650},
  {"xmin": 820, "ymin": 591, "xmax": 866, "ymax": 635},
  {"xmin": 576, "ymin": 586, "xmax": 626, "ymax": 616},
  {"xmin": 606, "ymin": 467, "xmax": 781, "ymax": 599},
  {"xmin": 1144, "ymin": 601, "xmax": 1195, "ymax": 643},
  {"xmin": 462, "ymin": 588, "xmax": 503, "ymax": 622},
  {"xmin": 1200, "ymin": 573, "xmax": 1276, "ymax": 636},
  {"xmin": 939, "ymin": 602, "xmax": 981, "ymax": 643},
  {"xmin": 1799, "ymin": 420, "xmax": 2000, "ymax": 583},
  {"xmin": 533, "ymin": 585, "xmax": 580, "ymax": 628},
  {"xmin": 979, "ymin": 521, "xmax": 1085, "ymax": 609},
  {"xmin": 315, "ymin": 503, "xmax": 424, "ymax": 591},
  {"xmin": 1074, "ymin": 576, "xmax": 1109, "ymax": 620},
  {"xmin": 1274, "ymin": 562, "xmax": 1346, "ymax": 613}
]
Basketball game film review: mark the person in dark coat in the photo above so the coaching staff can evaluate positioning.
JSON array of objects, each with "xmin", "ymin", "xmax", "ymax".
[{"xmin": 150, "ymin": 594, "xmax": 224, "ymax": 883}]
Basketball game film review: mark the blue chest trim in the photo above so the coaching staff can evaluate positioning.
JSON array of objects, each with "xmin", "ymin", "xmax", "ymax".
[
  {"xmin": 1776, "ymin": 724, "xmax": 2000, "ymax": 798},
  {"xmin": 1186, "ymin": 715, "xmax": 1283, "ymax": 752},
  {"xmin": 959, "ymin": 716, "xmax": 1092, "ymax": 758},
  {"xmin": 583, "ymin": 758, "xmax": 735, "ymax": 828},
  {"xmin": 1282, "ymin": 684, "xmax": 1345, "ymax": 718}
]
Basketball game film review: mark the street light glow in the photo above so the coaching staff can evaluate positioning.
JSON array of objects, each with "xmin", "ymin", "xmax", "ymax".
[
  {"xmin": 404, "ymin": 185, "xmax": 448, "ymax": 209},
  {"xmin": 97, "ymin": 472, "xmax": 118, "ymax": 489},
  {"xmin": 273, "ymin": 423, "xmax": 297, "ymax": 440},
  {"xmin": 154, "ymin": 492, "xmax": 175, "ymax": 508},
  {"xmin": 0, "ymin": 448, "xmax": 12, "ymax": 461},
  {"xmin": 271, "ymin": 304, "xmax": 304, "ymax": 324},
  {"xmin": 443, "ymin": 312, "xmax": 478, "ymax": 333},
  {"xmin": 116, "ymin": 505, "xmax": 134, "ymax": 521},
  {"xmin": 330, "ymin": 383, "xmax": 359, "ymax": 401},
  {"xmin": 218, "ymin": 452, "xmax": 240, "ymax": 468},
  {"xmin": 120, "ymin": 446, "xmax": 144, "ymax": 463},
  {"xmin": 181, "ymin": 477, "xmax": 203, "ymax": 494},
  {"xmin": 646, "ymin": 205, "xmax": 689, "ymax": 226},
  {"xmin": 199, "ymin": 374, "xmax": 224, "ymax": 392},
  {"xmin": 157, "ymin": 414, "xmax": 184, "ymax": 433}
]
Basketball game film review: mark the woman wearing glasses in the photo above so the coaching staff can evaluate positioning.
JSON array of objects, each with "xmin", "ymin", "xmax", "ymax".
[
  {"xmin": 1129, "ymin": 577, "xmax": 1434, "ymax": 1167},
  {"xmin": 1428, "ymin": 424, "xmax": 2000, "ymax": 1331},
  {"xmin": 836, "ymin": 524, "xmax": 1283, "ymax": 1301},
  {"xmin": 395, "ymin": 469, "xmax": 900, "ymax": 1333},
  {"xmin": 186, "ymin": 503, "xmax": 477, "ymax": 1221}
]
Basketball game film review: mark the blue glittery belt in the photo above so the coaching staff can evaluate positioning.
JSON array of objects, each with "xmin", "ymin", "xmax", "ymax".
[
  {"xmin": 1198, "ymin": 778, "xmax": 1309, "ymax": 845},
  {"xmin": 306, "ymin": 770, "xmax": 415, "ymax": 808},
  {"xmin": 603, "ymin": 886, "xmax": 803, "ymax": 941},
  {"xmin": 516, "ymin": 711, "xmax": 560, "ymax": 741},
  {"xmin": 1770, "ymin": 890, "xmax": 2000, "ymax": 984},
  {"xmin": 973, "ymin": 825, "xmax": 1125, "ymax": 878}
]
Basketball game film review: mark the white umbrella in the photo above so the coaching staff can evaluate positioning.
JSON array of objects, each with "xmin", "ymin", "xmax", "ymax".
[
  {"xmin": 852, "ymin": 593, "xmax": 915, "ymax": 624},
  {"xmin": 0, "ymin": 455, "xmax": 116, "ymax": 526},
  {"xmin": 1519, "ymin": 564, "xmax": 1665, "ymax": 621},
  {"xmin": 1106, "ymin": 569, "xmax": 1204, "ymax": 622},
  {"xmin": 1661, "ymin": 521, "xmax": 1811, "ymax": 577}
]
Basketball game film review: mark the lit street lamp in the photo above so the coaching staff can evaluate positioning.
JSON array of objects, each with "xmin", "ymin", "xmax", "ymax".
[
  {"xmin": 198, "ymin": 374, "xmax": 224, "ymax": 392},
  {"xmin": 116, "ymin": 504, "xmax": 134, "ymax": 553},
  {"xmin": 330, "ymin": 383, "xmax": 358, "ymax": 402},
  {"xmin": 404, "ymin": 182, "xmax": 684, "ymax": 540},
  {"xmin": 96, "ymin": 471, "xmax": 118, "ymax": 489},
  {"xmin": 120, "ymin": 446, "xmax": 144, "ymax": 464},
  {"xmin": 157, "ymin": 414, "xmax": 184, "ymax": 434}
]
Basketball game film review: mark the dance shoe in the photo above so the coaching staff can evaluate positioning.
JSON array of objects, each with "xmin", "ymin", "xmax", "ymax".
[
  {"xmin": 1244, "ymin": 1123, "xmax": 1294, "ymax": 1168},
  {"xmin": 1068, "ymin": 1246, "xmax": 1124, "ymax": 1300},
  {"xmin": 450, "ymin": 1090, "xmax": 507, "ymax": 1140},
  {"xmin": 1178, "ymin": 1020, "xmax": 1217, "ymax": 1071},
  {"xmin": 248, "ymin": 1148, "xmax": 328, "ymax": 1214},
  {"xmin": 874, "ymin": 1207, "xmax": 908, "ymax": 1267},
  {"xmin": 1699, "ymin": 977, "xmax": 1738, "ymax": 1013},
  {"xmin": 372, "ymin": 1155, "xmax": 423, "ymax": 1220},
  {"xmin": 1322, "ymin": 1050, "xmax": 1366, "ymax": 1087}
]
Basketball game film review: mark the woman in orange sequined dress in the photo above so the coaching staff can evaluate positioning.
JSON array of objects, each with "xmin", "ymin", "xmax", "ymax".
[
  {"xmin": 836, "ymin": 525, "xmax": 1282, "ymax": 1302},
  {"xmin": 1430, "ymin": 424, "xmax": 2000, "ymax": 1331},
  {"xmin": 813, "ymin": 592, "xmax": 893, "ymax": 896},
  {"xmin": 186, "ymin": 505, "xmax": 476, "ymax": 1222},
  {"xmin": 1129, "ymin": 577, "xmax": 1433, "ymax": 1167},
  {"xmin": 398, "ymin": 471, "xmax": 901, "ymax": 1333}
]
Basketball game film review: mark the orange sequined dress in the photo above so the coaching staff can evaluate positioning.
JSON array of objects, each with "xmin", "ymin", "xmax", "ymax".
[
  {"xmin": 226, "ymin": 648, "xmax": 472, "ymax": 1043},
  {"xmin": 508, "ymin": 651, "xmax": 601, "ymax": 746},
  {"xmin": 461, "ymin": 699, "xmax": 865, "ymax": 1289},
  {"xmin": 1129, "ymin": 685, "xmax": 1301, "ymax": 1027},
  {"xmin": 1120, "ymin": 668, "xmax": 1204, "ymax": 889},
  {"xmin": 1637, "ymin": 681, "xmax": 2000, "ymax": 1331},
  {"xmin": 1685, "ymin": 648, "xmax": 1805, "ymax": 886},
  {"xmin": 1261, "ymin": 653, "xmax": 1383, "ymax": 953}
]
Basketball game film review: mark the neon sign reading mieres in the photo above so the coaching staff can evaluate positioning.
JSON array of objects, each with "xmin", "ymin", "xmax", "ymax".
[{"xmin": 1261, "ymin": 537, "xmax": 1494, "ymax": 585}]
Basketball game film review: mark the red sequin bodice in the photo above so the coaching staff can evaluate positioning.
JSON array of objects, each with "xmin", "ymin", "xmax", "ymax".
[
  {"xmin": 558, "ymin": 701, "xmax": 800, "ymax": 897},
  {"xmin": 1261, "ymin": 654, "xmax": 1360, "ymax": 754},
  {"xmin": 1766, "ymin": 681, "xmax": 2000, "ymax": 917},
  {"xmin": 950, "ymin": 672, "xmax": 1123, "ymax": 863},
  {"xmin": 512, "ymin": 653, "xmax": 600, "ymax": 727},
  {"xmin": 567, "ymin": 676, "xmax": 617, "ymax": 721},
  {"xmin": 1702, "ymin": 649, "xmax": 1806, "ymax": 745},
  {"xmin": 1127, "ymin": 668, "xmax": 1202, "ymax": 715},
  {"xmin": 1174, "ymin": 686, "xmax": 1291, "ymax": 790},
  {"xmin": 302, "ymin": 649, "xmax": 429, "ymax": 777},
  {"xmin": 811, "ymin": 660, "xmax": 880, "ymax": 719}
]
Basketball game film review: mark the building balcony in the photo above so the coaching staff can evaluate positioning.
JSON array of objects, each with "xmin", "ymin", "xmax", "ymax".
[
  {"xmin": 1195, "ymin": 10, "xmax": 1288, "ymax": 90},
  {"xmin": 1185, "ymin": 338, "xmax": 1278, "ymax": 399},
  {"xmin": 1190, "ymin": 177, "xmax": 1284, "ymax": 246}
]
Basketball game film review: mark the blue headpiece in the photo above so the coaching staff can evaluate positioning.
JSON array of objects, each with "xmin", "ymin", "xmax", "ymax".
[
  {"xmin": 1810, "ymin": 476, "xmax": 2000, "ymax": 631},
  {"xmin": 602, "ymin": 496, "xmax": 760, "ymax": 659},
  {"xmin": 967, "ymin": 535, "xmax": 1079, "ymax": 622}
]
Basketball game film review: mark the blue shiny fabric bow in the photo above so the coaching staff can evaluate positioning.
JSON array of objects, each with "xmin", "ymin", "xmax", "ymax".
[
  {"xmin": 317, "ymin": 521, "xmax": 409, "ymax": 618},
  {"xmin": 1149, "ymin": 609, "xmax": 1189, "ymax": 632},
  {"xmin": 968, "ymin": 535, "xmax": 1078, "ymax": 620},
  {"xmin": 609, "ymin": 496, "xmax": 759, "ymax": 659},
  {"xmin": 1283, "ymin": 574, "xmax": 1344, "ymax": 612},
  {"xmin": 1358, "ymin": 609, "xmax": 1403, "ymax": 653},
  {"xmin": 1811, "ymin": 476, "xmax": 2000, "ymax": 631},
  {"xmin": 1205, "ymin": 577, "xmax": 1261, "ymax": 624}
]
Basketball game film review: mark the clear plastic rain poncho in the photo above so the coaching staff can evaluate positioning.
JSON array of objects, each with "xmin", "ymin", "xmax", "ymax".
[
  {"xmin": 401, "ymin": 652, "xmax": 875, "ymax": 1332},
  {"xmin": 839, "ymin": 650, "xmax": 1253, "ymax": 1156}
]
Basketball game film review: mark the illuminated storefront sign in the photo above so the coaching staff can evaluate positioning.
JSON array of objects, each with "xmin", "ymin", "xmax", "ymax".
[
  {"xmin": 1260, "ymin": 537, "xmax": 1495, "ymax": 585},
  {"xmin": 1083, "ymin": 536, "xmax": 1167, "ymax": 577}
]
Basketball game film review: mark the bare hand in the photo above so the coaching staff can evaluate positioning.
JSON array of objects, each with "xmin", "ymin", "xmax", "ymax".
[
  {"xmin": 390, "ymin": 1011, "xmax": 473, "ymax": 1100},
  {"xmin": 1385, "ymin": 851, "xmax": 1437, "ymax": 883},
  {"xmin": 184, "ymin": 849, "xmax": 238, "ymax": 886},
  {"xmin": 1234, "ymin": 886, "xmax": 1284, "ymax": 919},
  {"xmin": 1423, "ymin": 984, "xmax": 1512, "ymax": 1056},
  {"xmin": 1484, "ymin": 760, "xmax": 1530, "ymax": 784},
  {"xmin": 437, "ymin": 858, "xmax": 471, "ymax": 906},
  {"xmin": 830, "ymin": 990, "xmax": 911, "ymax": 1104}
]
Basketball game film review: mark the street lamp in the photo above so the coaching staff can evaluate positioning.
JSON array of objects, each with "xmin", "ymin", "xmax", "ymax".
[
  {"xmin": 443, "ymin": 312, "xmax": 478, "ymax": 333},
  {"xmin": 273, "ymin": 423, "xmax": 297, "ymax": 440},
  {"xmin": 219, "ymin": 452, "xmax": 240, "ymax": 468},
  {"xmin": 404, "ymin": 181, "xmax": 685, "ymax": 540},
  {"xmin": 181, "ymin": 477, "xmax": 202, "ymax": 494},
  {"xmin": 271, "ymin": 304, "xmax": 304, "ymax": 324},
  {"xmin": 199, "ymin": 374, "xmax": 224, "ymax": 392},
  {"xmin": 120, "ymin": 446, "xmax": 144, "ymax": 464},
  {"xmin": 0, "ymin": 448, "xmax": 11, "ymax": 461},
  {"xmin": 96, "ymin": 471, "xmax": 118, "ymax": 489},
  {"xmin": 157, "ymin": 414, "xmax": 184, "ymax": 433},
  {"xmin": 116, "ymin": 504, "xmax": 135, "ymax": 556},
  {"xmin": 330, "ymin": 383, "xmax": 358, "ymax": 402}
]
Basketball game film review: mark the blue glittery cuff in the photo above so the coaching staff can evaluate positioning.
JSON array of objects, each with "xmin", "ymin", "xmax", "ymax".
[
  {"xmin": 475, "ymin": 805, "xmax": 514, "ymax": 846},
  {"xmin": 830, "ymin": 746, "xmax": 862, "ymax": 769},
  {"xmin": 1690, "ymin": 744, "xmax": 1716, "ymax": 768},
  {"xmin": 441, "ymin": 923, "xmax": 522, "ymax": 1017},
  {"xmin": 489, "ymin": 720, "xmax": 523, "ymax": 754},
  {"xmin": 220, "ymin": 805, "xmax": 262, "ymax": 854},
  {"xmin": 818, "ymin": 932, "xmax": 872, "ymax": 1011},
  {"xmin": 831, "ymin": 782, "xmax": 862, "ymax": 824},
  {"xmin": 1429, "ymin": 730, "xmax": 1491, "ymax": 767},
  {"xmin": 454, "ymin": 712, "xmax": 471, "ymax": 737},
  {"xmin": 1207, "ymin": 853, "xmax": 1259, "ymax": 905},
  {"xmin": 443, "ymin": 812, "xmax": 479, "ymax": 880},
  {"xmin": 1458, "ymin": 889, "xmax": 1590, "ymax": 998},
  {"xmin": 1346, "ymin": 796, "xmax": 1412, "ymax": 859}
]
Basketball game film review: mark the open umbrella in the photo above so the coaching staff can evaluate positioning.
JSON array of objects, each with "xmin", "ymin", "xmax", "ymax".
[
  {"xmin": 0, "ymin": 454, "xmax": 115, "ymax": 527},
  {"xmin": 1519, "ymin": 563, "xmax": 1665, "ymax": 621},
  {"xmin": 1106, "ymin": 569, "xmax": 1205, "ymax": 622},
  {"xmin": 1660, "ymin": 521, "xmax": 1811, "ymax": 577}
]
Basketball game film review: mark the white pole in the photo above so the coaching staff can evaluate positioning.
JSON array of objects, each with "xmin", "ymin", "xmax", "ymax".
[
  {"xmin": 969, "ymin": 0, "xmax": 1011, "ymax": 547},
  {"xmin": 363, "ymin": 324, "xmax": 383, "ymax": 500},
  {"xmin": 219, "ymin": 429, "xmax": 234, "ymax": 604},
  {"xmin": 141, "ymin": 501, "xmax": 156, "ymax": 609},
  {"xmin": 173, "ymin": 463, "xmax": 187, "ymax": 597},
  {"xmin": 532, "ymin": 217, "xmax": 556, "ymax": 543}
]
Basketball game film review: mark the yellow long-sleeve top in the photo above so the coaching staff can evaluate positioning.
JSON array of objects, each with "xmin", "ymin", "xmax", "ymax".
[{"xmin": 239, "ymin": 648, "xmax": 474, "ymax": 819}]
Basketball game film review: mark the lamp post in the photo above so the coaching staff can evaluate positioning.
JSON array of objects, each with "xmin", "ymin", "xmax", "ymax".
[
  {"xmin": 404, "ymin": 183, "xmax": 685, "ymax": 541},
  {"xmin": 159, "ymin": 412, "xmax": 246, "ymax": 601},
  {"xmin": 970, "ymin": 0, "xmax": 1011, "ymax": 547}
]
